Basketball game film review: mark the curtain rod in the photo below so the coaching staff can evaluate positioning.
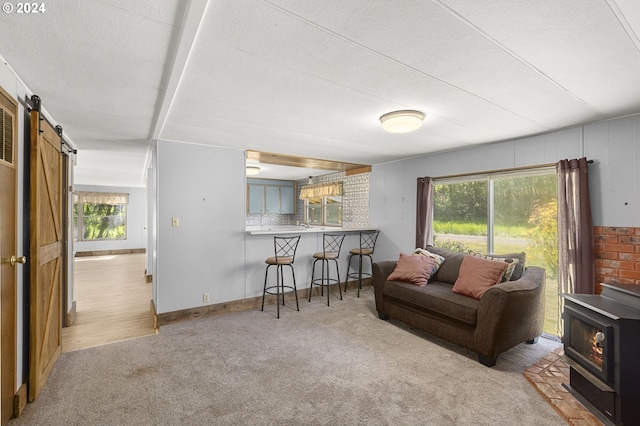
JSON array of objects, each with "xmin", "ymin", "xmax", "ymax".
[{"xmin": 428, "ymin": 159, "xmax": 592, "ymax": 181}]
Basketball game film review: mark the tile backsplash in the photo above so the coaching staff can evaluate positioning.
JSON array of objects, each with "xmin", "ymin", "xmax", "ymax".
[{"xmin": 245, "ymin": 171, "xmax": 370, "ymax": 228}]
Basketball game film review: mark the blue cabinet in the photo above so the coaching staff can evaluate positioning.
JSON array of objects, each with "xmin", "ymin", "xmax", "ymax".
[
  {"xmin": 248, "ymin": 184, "xmax": 265, "ymax": 214},
  {"xmin": 280, "ymin": 185, "xmax": 295, "ymax": 214},
  {"xmin": 248, "ymin": 179, "xmax": 296, "ymax": 214}
]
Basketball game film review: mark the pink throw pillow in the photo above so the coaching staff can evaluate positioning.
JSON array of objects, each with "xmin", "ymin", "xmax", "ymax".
[
  {"xmin": 388, "ymin": 253, "xmax": 436, "ymax": 286},
  {"xmin": 452, "ymin": 255, "xmax": 508, "ymax": 300}
]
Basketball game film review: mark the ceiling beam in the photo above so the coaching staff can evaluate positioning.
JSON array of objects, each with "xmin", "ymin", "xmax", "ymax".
[
  {"xmin": 246, "ymin": 150, "xmax": 370, "ymax": 174},
  {"xmin": 142, "ymin": 0, "xmax": 209, "ymax": 180}
]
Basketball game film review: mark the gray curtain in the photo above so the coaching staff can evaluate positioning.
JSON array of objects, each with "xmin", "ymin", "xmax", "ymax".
[
  {"xmin": 416, "ymin": 177, "xmax": 434, "ymax": 249},
  {"xmin": 557, "ymin": 158, "xmax": 595, "ymax": 337}
]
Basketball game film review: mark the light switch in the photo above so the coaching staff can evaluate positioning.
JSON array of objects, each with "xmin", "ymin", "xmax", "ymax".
[{"xmin": 171, "ymin": 217, "xmax": 179, "ymax": 227}]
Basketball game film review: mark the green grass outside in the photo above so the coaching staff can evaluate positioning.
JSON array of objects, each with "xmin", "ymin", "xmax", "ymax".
[{"xmin": 433, "ymin": 220, "xmax": 529, "ymax": 238}]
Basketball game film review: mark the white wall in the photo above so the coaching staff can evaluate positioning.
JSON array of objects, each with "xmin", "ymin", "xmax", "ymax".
[
  {"xmin": 584, "ymin": 117, "xmax": 640, "ymax": 226},
  {"xmin": 154, "ymin": 140, "xmax": 246, "ymax": 314},
  {"xmin": 73, "ymin": 185, "xmax": 147, "ymax": 253},
  {"xmin": 370, "ymin": 114, "xmax": 640, "ymax": 262}
]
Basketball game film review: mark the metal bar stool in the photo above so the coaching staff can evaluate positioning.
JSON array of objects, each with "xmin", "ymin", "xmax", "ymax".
[
  {"xmin": 308, "ymin": 233, "xmax": 345, "ymax": 306},
  {"xmin": 344, "ymin": 230, "xmax": 380, "ymax": 297},
  {"xmin": 261, "ymin": 235, "xmax": 301, "ymax": 318}
]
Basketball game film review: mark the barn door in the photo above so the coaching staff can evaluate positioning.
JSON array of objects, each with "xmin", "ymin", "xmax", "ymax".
[{"xmin": 28, "ymin": 98, "xmax": 63, "ymax": 402}]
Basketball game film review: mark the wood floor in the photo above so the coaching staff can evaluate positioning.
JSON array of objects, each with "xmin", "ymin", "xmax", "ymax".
[{"xmin": 61, "ymin": 253, "xmax": 156, "ymax": 353}]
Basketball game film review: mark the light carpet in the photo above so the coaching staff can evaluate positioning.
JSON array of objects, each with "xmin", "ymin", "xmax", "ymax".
[{"xmin": 10, "ymin": 287, "xmax": 564, "ymax": 425}]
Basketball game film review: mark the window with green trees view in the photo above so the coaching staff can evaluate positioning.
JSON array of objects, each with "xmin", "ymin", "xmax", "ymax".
[
  {"xmin": 433, "ymin": 168, "xmax": 559, "ymax": 336},
  {"xmin": 73, "ymin": 192, "xmax": 128, "ymax": 241},
  {"xmin": 305, "ymin": 195, "xmax": 342, "ymax": 226}
]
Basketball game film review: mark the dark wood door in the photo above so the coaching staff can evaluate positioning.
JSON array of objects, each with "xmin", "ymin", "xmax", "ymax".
[
  {"xmin": 28, "ymin": 107, "xmax": 63, "ymax": 402},
  {"xmin": 0, "ymin": 86, "xmax": 19, "ymax": 422}
]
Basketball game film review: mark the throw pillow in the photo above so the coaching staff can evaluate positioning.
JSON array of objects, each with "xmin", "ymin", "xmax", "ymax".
[
  {"xmin": 468, "ymin": 251, "xmax": 519, "ymax": 282},
  {"xmin": 414, "ymin": 248, "xmax": 446, "ymax": 273},
  {"xmin": 452, "ymin": 255, "xmax": 509, "ymax": 300},
  {"xmin": 489, "ymin": 251, "xmax": 526, "ymax": 280},
  {"xmin": 388, "ymin": 253, "xmax": 437, "ymax": 287},
  {"xmin": 425, "ymin": 245, "xmax": 466, "ymax": 284}
]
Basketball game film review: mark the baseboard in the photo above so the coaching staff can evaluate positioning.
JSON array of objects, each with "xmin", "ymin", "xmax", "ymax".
[
  {"xmin": 156, "ymin": 279, "xmax": 371, "ymax": 326},
  {"xmin": 66, "ymin": 301, "xmax": 77, "ymax": 326},
  {"xmin": 74, "ymin": 248, "xmax": 145, "ymax": 257},
  {"xmin": 150, "ymin": 299, "xmax": 159, "ymax": 331},
  {"xmin": 13, "ymin": 383, "xmax": 27, "ymax": 418}
]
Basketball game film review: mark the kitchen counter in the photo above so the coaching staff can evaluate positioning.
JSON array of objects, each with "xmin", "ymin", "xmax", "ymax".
[{"xmin": 245, "ymin": 225, "xmax": 377, "ymax": 235}]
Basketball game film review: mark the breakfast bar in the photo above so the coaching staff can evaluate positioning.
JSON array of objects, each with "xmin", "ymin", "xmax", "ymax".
[{"xmin": 244, "ymin": 226, "xmax": 378, "ymax": 300}]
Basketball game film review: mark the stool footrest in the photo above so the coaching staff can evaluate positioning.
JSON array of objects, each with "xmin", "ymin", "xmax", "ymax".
[
  {"xmin": 264, "ymin": 285, "xmax": 297, "ymax": 296},
  {"xmin": 311, "ymin": 278, "xmax": 341, "ymax": 286},
  {"xmin": 346, "ymin": 272, "xmax": 372, "ymax": 280}
]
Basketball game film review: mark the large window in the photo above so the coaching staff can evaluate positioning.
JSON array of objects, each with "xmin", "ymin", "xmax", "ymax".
[
  {"xmin": 73, "ymin": 192, "xmax": 128, "ymax": 241},
  {"xmin": 433, "ymin": 168, "xmax": 558, "ymax": 335}
]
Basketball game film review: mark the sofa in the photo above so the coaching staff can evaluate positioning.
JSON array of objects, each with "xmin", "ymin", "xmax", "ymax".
[{"xmin": 373, "ymin": 245, "xmax": 546, "ymax": 366}]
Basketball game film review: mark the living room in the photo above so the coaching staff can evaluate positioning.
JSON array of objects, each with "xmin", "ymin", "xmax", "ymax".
[{"xmin": 1, "ymin": 1, "xmax": 639, "ymax": 425}]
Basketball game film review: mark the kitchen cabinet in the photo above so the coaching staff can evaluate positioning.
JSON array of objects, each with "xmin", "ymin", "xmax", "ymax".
[
  {"xmin": 248, "ymin": 183, "xmax": 265, "ymax": 214},
  {"xmin": 247, "ymin": 179, "xmax": 295, "ymax": 214},
  {"xmin": 265, "ymin": 185, "xmax": 281, "ymax": 213},
  {"xmin": 280, "ymin": 185, "xmax": 295, "ymax": 214}
]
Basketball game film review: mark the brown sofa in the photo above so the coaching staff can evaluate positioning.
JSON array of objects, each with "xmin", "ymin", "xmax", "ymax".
[{"xmin": 373, "ymin": 246, "xmax": 546, "ymax": 366}]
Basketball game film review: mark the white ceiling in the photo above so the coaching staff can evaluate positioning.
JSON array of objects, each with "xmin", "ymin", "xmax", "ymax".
[{"xmin": 1, "ymin": 0, "xmax": 639, "ymax": 185}]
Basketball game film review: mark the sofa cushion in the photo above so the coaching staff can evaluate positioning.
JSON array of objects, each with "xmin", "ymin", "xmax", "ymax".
[
  {"xmin": 425, "ymin": 245, "xmax": 466, "ymax": 284},
  {"xmin": 383, "ymin": 280, "xmax": 478, "ymax": 326},
  {"xmin": 492, "ymin": 251, "xmax": 526, "ymax": 280},
  {"xmin": 469, "ymin": 250, "xmax": 526, "ymax": 280},
  {"xmin": 452, "ymin": 255, "xmax": 508, "ymax": 300},
  {"xmin": 414, "ymin": 248, "xmax": 445, "ymax": 273},
  {"xmin": 468, "ymin": 251, "xmax": 519, "ymax": 282},
  {"xmin": 387, "ymin": 253, "xmax": 436, "ymax": 286}
]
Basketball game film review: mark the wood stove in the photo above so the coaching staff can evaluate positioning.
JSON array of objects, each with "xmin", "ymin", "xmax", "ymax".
[{"xmin": 562, "ymin": 283, "xmax": 640, "ymax": 426}]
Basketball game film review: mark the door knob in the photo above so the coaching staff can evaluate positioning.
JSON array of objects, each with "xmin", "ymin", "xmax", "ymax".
[{"xmin": 10, "ymin": 255, "xmax": 26, "ymax": 266}]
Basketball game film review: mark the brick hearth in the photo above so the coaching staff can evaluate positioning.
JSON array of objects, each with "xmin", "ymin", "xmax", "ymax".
[{"xmin": 524, "ymin": 348, "xmax": 602, "ymax": 426}]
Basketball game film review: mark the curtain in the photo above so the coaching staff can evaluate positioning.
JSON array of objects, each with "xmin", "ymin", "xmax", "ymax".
[
  {"xmin": 415, "ymin": 177, "xmax": 434, "ymax": 249},
  {"xmin": 299, "ymin": 182, "xmax": 343, "ymax": 199},
  {"xmin": 74, "ymin": 191, "xmax": 129, "ymax": 204},
  {"xmin": 557, "ymin": 158, "xmax": 595, "ymax": 335}
]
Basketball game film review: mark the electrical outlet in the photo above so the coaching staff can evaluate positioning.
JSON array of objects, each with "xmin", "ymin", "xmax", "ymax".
[
  {"xmin": 203, "ymin": 293, "xmax": 209, "ymax": 303},
  {"xmin": 171, "ymin": 217, "xmax": 179, "ymax": 227}
]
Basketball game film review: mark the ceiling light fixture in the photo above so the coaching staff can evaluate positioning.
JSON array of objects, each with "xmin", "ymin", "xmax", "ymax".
[
  {"xmin": 246, "ymin": 166, "xmax": 261, "ymax": 176},
  {"xmin": 380, "ymin": 110, "xmax": 425, "ymax": 133}
]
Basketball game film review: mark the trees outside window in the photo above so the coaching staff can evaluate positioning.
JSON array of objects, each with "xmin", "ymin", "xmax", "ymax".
[
  {"xmin": 73, "ymin": 192, "xmax": 128, "ymax": 241},
  {"xmin": 305, "ymin": 196, "xmax": 342, "ymax": 227}
]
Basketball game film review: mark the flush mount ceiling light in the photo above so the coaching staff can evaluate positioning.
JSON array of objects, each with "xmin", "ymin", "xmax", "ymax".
[
  {"xmin": 246, "ymin": 166, "xmax": 261, "ymax": 176},
  {"xmin": 380, "ymin": 110, "xmax": 425, "ymax": 133}
]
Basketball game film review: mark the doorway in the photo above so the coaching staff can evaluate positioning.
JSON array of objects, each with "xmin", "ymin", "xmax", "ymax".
[{"xmin": 61, "ymin": 252, "xmax": 155, "ymax": 352}]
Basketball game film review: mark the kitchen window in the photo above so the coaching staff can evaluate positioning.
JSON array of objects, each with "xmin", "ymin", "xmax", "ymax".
[
  {"xmin": 305, "ymin": 196, "xmax": 342, "ymax": 226},
  {"xmin": 300, "ymin": 182, "xmax": 343, "ymax": 227}
]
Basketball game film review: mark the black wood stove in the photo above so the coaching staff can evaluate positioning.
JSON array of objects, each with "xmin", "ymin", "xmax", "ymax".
[{"xmin": 562, "ymin": 283, "xmax": 640, "ymax": 426}]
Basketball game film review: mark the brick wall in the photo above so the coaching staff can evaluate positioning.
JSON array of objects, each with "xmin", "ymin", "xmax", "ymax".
[{"xmin": 594, "ymin": 226, "xmax": 640, "ymax": 294}]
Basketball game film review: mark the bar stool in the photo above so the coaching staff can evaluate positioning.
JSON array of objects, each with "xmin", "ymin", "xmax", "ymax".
[
  {"xmin": 344, "ymin": 230, "xmax": 380, "ymax": 297},
  {"xmin": 261, "ymin": 235, "xmax": 301, "ymax": 318},
  {"xmin": 308, "ymin": 233, "xmax": 345, "ymax": 306}
]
